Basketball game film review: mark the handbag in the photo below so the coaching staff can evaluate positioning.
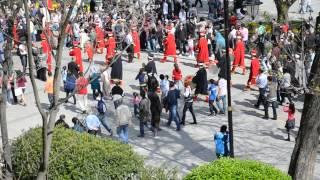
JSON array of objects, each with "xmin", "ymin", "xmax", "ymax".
[{"xmin": 14, "ymin": 87, "xmax": 23, "ymax": 96}]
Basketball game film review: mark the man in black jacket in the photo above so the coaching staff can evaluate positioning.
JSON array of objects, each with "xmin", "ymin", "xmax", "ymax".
[
  {"xmin": 175, "ymin": 23, "xmax": 187, "ymax": 55},
  {"xmin": 145, "ymin": 53, "xmax": 158, "ymax": 74},
  {"xmin": 68, "ymin": 58, "xmax": 80, "ymax": 78}
]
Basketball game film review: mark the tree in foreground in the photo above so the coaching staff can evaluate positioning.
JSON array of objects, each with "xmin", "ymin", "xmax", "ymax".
[
  {"xmin": 184, "ymin": 158, "xmax": 291, "ymax": 179},
  {"xmin": 273, "ymin": 0, "xmax": 297, "ymax": 23},
  {"xmin": 11, "ymin": 127, "xmax": 178, "ymax": 180}
]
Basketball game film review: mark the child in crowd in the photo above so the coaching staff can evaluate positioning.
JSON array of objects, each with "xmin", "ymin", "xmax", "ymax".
[
  {"xmin": 187, "ymin": 35, "xmax": 194, "ymax": 57},
  {"xmin": 132, "ymin": 92, "xmax": 141, "ymax": 117},
  {"xmin": 284, "ymin": 103, "xmax": 296, "ymax": 141}
]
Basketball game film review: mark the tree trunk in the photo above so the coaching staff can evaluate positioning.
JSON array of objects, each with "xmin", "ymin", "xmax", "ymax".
[
  {"xmin": 0, "ymin": 27, "xmax": 15, "ymax": 180},
  {"xmin": 274, "ymin": 0, "xmax": 297, "ymax": 23},
  {"xmin": 288, "ymin": 50, "xmax": 320, "ymax": 179}
]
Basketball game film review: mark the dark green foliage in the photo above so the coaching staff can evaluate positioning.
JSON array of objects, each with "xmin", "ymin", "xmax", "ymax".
[
  {"xmin": 12, "ymin": 127, "xmax": 144, "ymax": 180},
  {"xmin": 184, "ymin": 158, "xmax": 291, "ymax": 180}
]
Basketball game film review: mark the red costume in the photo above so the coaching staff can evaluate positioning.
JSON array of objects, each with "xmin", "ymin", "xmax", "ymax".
[
  {"xmin": 84, "ymin": 41, "xmax": 94, "ymax": 62},
  {"xmin": 172, "ymin": 68, "xmax": 182, "ymax": 81},
  {"xmin": 246, "ymin": 50, "xmax": 260, "ymax": 89},
  {"xmin": 95, "ymin": 26, "xmax": 105, "ymax": 54},
  {"xmin": 132, "ymin": 30, "xmax": 141, "ymax": 59},
  {"xmin": 69, "ymin": 42, "xmax": 83, "ymax": 72},
  {"xmin": 47, "ymin": 0, "xmax": 53, "ymax": 10},
  {"xmin": 13, "ymin": 22, "xmax": 18, "ymax": 48},
  {"xmin": 196, "ymin": 35, "xmax": 209, "ymax": 65},
  {"xmin": 232, "ymin": 38, "xmax": 246, "ymax": 74},
  {"xmin": 41, "ymin": 34, "xmax": 53, "ymax": 73},
  {"xmin": 161, "ymin": 33, "xmax": 177, "ymax": 62},
  {"xmin": 105, "ymin": 34, "xmax": 116, "ymax": 64}
]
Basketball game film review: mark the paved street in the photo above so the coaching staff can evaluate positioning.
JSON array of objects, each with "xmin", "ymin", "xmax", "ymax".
[{"xmin": 4, "ymin": 49, "xmax": 320, "ymax": 179}]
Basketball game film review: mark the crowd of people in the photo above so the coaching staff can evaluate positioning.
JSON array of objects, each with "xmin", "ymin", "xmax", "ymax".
[{"xmin": 0, "ymin": 0, "xmax": 319, "ymax": 157}]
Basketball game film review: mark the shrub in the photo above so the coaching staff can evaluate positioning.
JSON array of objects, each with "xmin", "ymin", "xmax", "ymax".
[
  {"xmin": 140, "ymin": 165, "xmax": 179, "ymax": 180},
  {"xmin": 12, "ymin": 127, "xmax": 144, "ymax": 180},
  {"xmin": 184, "ymin": 158, "xmax": 291, "ymax": 180}
]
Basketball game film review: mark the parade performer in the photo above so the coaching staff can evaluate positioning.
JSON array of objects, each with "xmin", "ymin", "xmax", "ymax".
[
  {"xmin": 245, "ymin": 50, "xmax": 260, "ymax": 90},
  {"xmin": 161, "ymin": 32, "xmax": 177, "ymax": 63},
  {"xmin": 110, "ymin": 53, "xmax": 123, "ymax": 84},
  {"xmin": 132, "ymin": 26, "xmax": 141, "ymax": 60},
  {"xmin": 95, "ymin": 25, "xmax": 105, "ymax": 54},
  {"xmin": 192, "ymin": 64, "xmax": 208, "ymax": 100},
  {"xmin": 40, "ymin": 34, "xmax": 53, "ymax": 73},
  {"xmin": 69, "ymin": 41, "xmax": 83, "ymax": 73},
  {"xmin": 105, "ymin": 32, "xmax": 116, "ymax": 64},
  {"xmin": 84, "ymin": 40, "xmax": 94, "ymax": 62},
  {"xmin": 231, "ymin": 36, "xmax": 245, "ymax": 74},
  {"xmin": 196, "ymin": 31, "xmax": 209, "ymax": 67}
]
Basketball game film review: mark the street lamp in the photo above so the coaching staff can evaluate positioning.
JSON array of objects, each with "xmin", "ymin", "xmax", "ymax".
[{"xmin": 243, "ymin": 0, "xmax": 263, "ymax": 20}]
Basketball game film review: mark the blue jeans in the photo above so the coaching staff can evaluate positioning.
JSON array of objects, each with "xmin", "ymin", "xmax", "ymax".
[
  {"xmin": 147, "ymin": 38, "xmax": 157, "ymax": 52},
  {"xmin": 167, "ymin": 105, "xmax": 180, "ymax": 130},
  {"xmin": 98, "ymin": 114, "xmax": 112, "ymax": 133},
  {"xmin": 216, "ymin": 95, "xmax": 226, "ymax": 113},
  {"xmin": 117, "ymin": 124, "xmax": 129, "ymax": 144},
  {"xmin": 139, "ymin": 120, "xmax": 149, "ymax": 136}
]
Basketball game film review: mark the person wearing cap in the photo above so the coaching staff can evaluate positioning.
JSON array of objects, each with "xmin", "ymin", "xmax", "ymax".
[
  {"xmin": 132, "ymin": 26, "xmax": 141, "ymax": 60},
  {"xmin": 196, "ymin": 31, "xmax": 209, "ymax": 66},
  {"xmin": 245, "ymin": 49, "xmax": 260, "ymax": 90},
  {"xmin": 161, "ymin": 31, "xmax": 177, "ymax": 63},
  {"xmin": 231, "ymin": 35, "xmax": 245, "ymax": 75},
  {"xmin": 69, "ymin": 41, "xmax": 84, "ymax": 72},
  {"xmin": 105, "ymin": 32, "xmax": 116, "ymax": 64},
  {"xmin": 145, "ymin": 53, "xmax": 157, "ymax": 74},
  {"xmin": 40, "ymin": 33, "xmax": 53, "ymax": 73}
]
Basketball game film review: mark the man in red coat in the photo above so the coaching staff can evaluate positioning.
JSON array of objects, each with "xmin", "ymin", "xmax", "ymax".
[
  {"xmin": 245, "ymin": 50, "xmax": 260, "ymax": 90},
  {"xmin": 231, "ymin": 36, "xmax": 246, "ymax": 74},
  {"xmin": 105, "ymin": 32, "xmax": 116, "ymax": 64},
  {"xmin": 161, "ymin": 32, "xmax": 177, "ymax": 63},
  {"xmin": 95, "ymin": 26, "xmax": 105, "ymax": 54},
  {"xmin": 40, "ymin": 34, "xmax": 53, "ymax": 73},
  {"xmin": 132, "ymin": 27, "xmax": 141, "ymax": 60},
  {"xmin": 196, "ymin": 32, "xmax": 209, "ymax": 67},
  {"xmin": 84, "ymin": 40, "xmax": 94, "ymax": 62},
  {"xmin": 69, "ymin": 41, "xmax": 83, "ymax": 73}
]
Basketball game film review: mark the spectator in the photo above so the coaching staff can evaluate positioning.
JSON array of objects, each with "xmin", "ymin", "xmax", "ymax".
[
  {"xmin": 115, "ymin": 97, "xmax": 132, "ymax": 143},
  {"xmin": 214, "ymin": 125, "xmax": 229, "ymax": 158}
]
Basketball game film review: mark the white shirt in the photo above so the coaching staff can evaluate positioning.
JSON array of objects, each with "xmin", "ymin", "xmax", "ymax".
[
  {"xmin": 256, "ymin": 73, "xmax": 268, "ymax": 88},
  {"xmin": 163, "ymin": 2, "xmax": 168, "ymax": 15},
  {"xmin": 218, "ymin": 78, "xmax": 227, "ymax": 96},
  {"xmin": 125, "ymin": 33, "xmax": 133, "ymax": 45},
  {"xmin": 18, "ymin": 44, "xmax": 27, "ymax": 55}
]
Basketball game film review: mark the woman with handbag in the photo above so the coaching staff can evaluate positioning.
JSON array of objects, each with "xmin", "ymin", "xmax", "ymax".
[{"xmin": 284, "ymin": 103, "xmax": 296, "ymax": 141}]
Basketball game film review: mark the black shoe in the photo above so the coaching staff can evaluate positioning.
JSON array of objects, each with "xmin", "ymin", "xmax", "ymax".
[
  {"xmin": 262, "ymin": 116, "xmax": 269, "ymax": 119},
  {"xmin": 137, "ymin": 134, "xmax": 144, "ymax": 138},
  {"xmin": 82, "ymin": 110, "xmax": 87, "ymax": 114},
  {"xmin": 190, "ymin": 122, "xmax": 197, "ymax": 125},
  {"xmin": 219, "ymin": 111, "xmax": 225, "ymax": 115},
  {"xmin": 208, "ymin": 113, "xmax": 215, "ymax": 116},
  {"xmin": 176, "ymin": 128, "xmax": 181, "ymax": 131},
  {"xmin": 285, "ymin": 138, "xmax": 290, "ymax": 141},
  {"xmin": 254, "ymin": 105, "xmax": 259, "ymax": 108},
  {"xmin": 158, "ymin": 128, "xmax": 162, "ymax": 131},
  {"xmin": 180, "ymin": 122, "xmax": 185, "ymax": 125},
  {"xmin": 272, "ymin": 117, "xmax": 277, "ymax": 120}
]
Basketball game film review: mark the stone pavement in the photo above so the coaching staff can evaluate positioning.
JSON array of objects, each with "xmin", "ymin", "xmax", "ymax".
[{"xmin": 3, "ymin": 48, "xmax": 320, "ymax": 179}]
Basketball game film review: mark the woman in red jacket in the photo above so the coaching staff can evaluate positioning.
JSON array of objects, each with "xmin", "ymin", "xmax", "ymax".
[
  {"xmin": 196, "ymin": 32, "xmax": 209, "ymax": 66},
  {"xmin": 76, "ymin": 72, "xmax": 89, "ymax": 114},
  {"xmin": 231, "ymin": 36, "xmax": 245, "ymax": 75},
  {"xmin": 245, "ymin": 50, "xmax": 260, "ymax": 90},
  {"xmin": 172, "ymin": 63, "xmax": 183, "ymax": 92},
  {"xmin": 84, "ymin": 40, "xmax": 94, "ymax": 62},
  {"xmin": 105, "ymin": 32, "xmax": 116, "ymax": 64},
  {"xmin": 161, "ymin": 32, "xmax": 177, "ymax": 63},
  {"xmin": 132, "ymin": 27, "xmax": 141, "ymax": 60}
]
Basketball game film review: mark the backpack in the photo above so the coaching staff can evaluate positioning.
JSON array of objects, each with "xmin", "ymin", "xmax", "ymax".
[{"xmin": 97, "ymin": 99, "xmax": 106, "ymax": 114}]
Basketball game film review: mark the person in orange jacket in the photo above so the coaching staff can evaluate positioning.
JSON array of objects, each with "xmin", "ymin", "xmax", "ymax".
[
  {"xmin": 196, "ymin": 32, "xmax": 209, "ymax": 67},
  {"xmin": 245, "ymin": 49, "xmax": 260, "ymax": 90},
  {"xmin": 161, "ymin": 31, "xmax": 177, "ymax": 63},
  {"xmin": 105, "ymin": 32, "xmax": 116, "ymax": 64},
  {"xmin": 231, "ymin": 36, "xmax": 246, "ymax": 74},
  {"xmin": 84, "ymin": 40, "xmax": 94, "ymax": 62},
  {"xmin": 40, "ymin": 33, "xmax": 53, "ymax": 73},
  {"xmin": 69, "ymin": 41, "xmax": 83, "ymax": 73},
  {"xmin": 95, "ymin": 26, "xmax": 105, "ymax": 54},
  {"xmin": 132, "ymin": 26, "xmax": 141, "ymax": 60},
  {"xmin": 172, "ymin": 63, "xmax": 183, "ymax": 92}
]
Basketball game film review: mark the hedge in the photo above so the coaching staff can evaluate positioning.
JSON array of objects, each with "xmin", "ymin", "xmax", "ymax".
[
  {"xmin": 11, "ymin": 127, "xmax": 144, "ymax": 180},
  {"xmin": 184, "ymin": 158, "xmax": 291, "ymax": 180}
]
